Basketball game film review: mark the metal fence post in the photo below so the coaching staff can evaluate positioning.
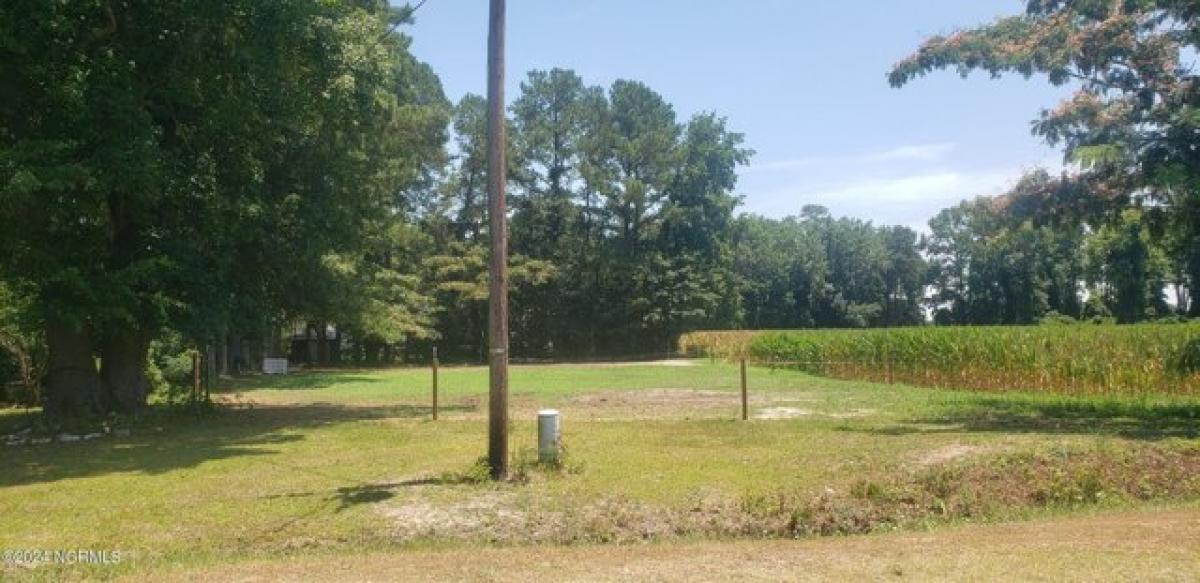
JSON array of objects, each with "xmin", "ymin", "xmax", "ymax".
[
  {"xmin": 740, "ymin": 358, "xmax": 748, "ymax": 421},
  {"xmin": 192, "ymin": 351, "xmax": 201, "ymax": 403},
  {"xmin": 432, "ymin": 346, "xmax": 439, "ymax": 421}
]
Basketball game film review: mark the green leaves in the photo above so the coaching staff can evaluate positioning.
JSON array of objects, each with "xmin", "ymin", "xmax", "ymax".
[
  {"xmin": 893, "ymin": 0, "xmax": 1200, "ymax": 318},
  {"xmin": 0, "ymin": 0, "xmax": 451, "ymax": 387},
  {"xmin": 733, "ymin": 213, "xmax": 926, "ymax": 330},
  {"xmin": 1070, "ymin": 144, "xmax": 1126, "ymax": 170}
]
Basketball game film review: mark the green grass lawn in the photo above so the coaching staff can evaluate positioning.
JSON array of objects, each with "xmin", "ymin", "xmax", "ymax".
[{"xmin": 2, "ymin": 360, "xmax": 1198, "ymax": 580}]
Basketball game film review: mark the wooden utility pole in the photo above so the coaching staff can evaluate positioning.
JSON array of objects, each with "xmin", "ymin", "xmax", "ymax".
[{"xmin": 486, "ymin": 0, "xmax": 509, "ymax": 480}]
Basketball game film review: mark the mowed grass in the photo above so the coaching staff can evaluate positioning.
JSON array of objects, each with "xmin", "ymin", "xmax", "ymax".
[
  {"xmin": 219, "ymin": 360, "xmax": 800, "ymax": 404},
  {"xmin": 1, "ymin": 360, "xmax": 1199, "ymax": 580}
]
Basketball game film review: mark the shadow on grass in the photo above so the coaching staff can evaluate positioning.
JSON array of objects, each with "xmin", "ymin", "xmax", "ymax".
[
  {"xmin": 0, "ymin": 402, "xmax": 475, "ymax": 489},
  {"xmin": 214, "ymin": 371, "xmax": 389, "ymax": 393},
  {"xmin": 0, "ymin": 407, "xmax": 39, "ymax": 435},
  {"xmin": 845, "ymin": 397, "xmax": 1200, "ymax": 440},
  {"xmin": 263, "ymin": 476, "xmax": 462, "ymax": 512}
]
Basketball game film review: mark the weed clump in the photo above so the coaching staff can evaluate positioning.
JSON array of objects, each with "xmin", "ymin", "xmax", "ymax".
[{"xmin": 759, "ymin": 444, "xmax": 1200, "ymax": 537}]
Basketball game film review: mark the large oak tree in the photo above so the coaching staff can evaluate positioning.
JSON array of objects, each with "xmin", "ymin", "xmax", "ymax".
[{"xmin": 0, "ymin": 1, "xmax": 443, "ymax": 417}]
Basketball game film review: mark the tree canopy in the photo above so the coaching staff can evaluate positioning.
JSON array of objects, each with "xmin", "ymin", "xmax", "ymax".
[
  {"xmin": 0, "ymin": 1, "xmax": 447, "ymax": 416},
  {"xmin": 891, "ymin": 0, "xmax": 1200, "ymax": 317}
]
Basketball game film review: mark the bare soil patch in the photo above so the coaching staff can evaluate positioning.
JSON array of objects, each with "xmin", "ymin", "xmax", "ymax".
[
  {"xmin": 756, "ymin": 407, "xmax": 813, "ymax": 419},
  {"xmin": 755, "ymin": 406, "xmax": 873, "ymax": 421},
  {"xmin": 571, "ymin": 388, "xmax": 732, "ymax": 408},
  {"xmin": 566, "ymin": 389, "xmax": 829, "ymax": 420},
  {"xmin": 558, "ymin": 359, "xmax": 700, "ymax": 368},
  {"xmin": 380, "ymin": 488, "xmax": 525, "ymax": 541},
  {"xmin": 914, "ymin": 443, "xmax": 991, "ymax": 467}
]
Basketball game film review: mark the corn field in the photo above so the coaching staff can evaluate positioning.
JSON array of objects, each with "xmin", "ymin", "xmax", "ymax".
[{"xmin": 680, "ymin": 325, "xmax": 1200, "ymax": 396}]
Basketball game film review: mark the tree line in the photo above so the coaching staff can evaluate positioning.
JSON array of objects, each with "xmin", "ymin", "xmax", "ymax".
[
  {"xmin": 925, "ymin": 172, "xmax": 1189, "ymax": 326},
  {"xmin": 1, "ymin": 1, "xmax": 1197, "ymax": 418},
  {"xmin": 421, "ymin": 73, "xmax": 926, "ymax": 359}
]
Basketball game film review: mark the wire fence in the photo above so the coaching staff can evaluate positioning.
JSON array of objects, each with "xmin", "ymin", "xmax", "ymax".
[{"xmin": 183, "ymin": 345, "xmax": 1198, "ymax": 422}]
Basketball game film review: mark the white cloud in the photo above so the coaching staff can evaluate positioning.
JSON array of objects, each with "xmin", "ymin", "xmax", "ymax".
[
  {"xmin": 745, "ymin": 142, "xmax": 956, "ymax": 174},
  {"xmin": 794, "ymin": 170, "xmax": 1011, "ymax": 204},
  {"xmin": 738, "ymin": 139, "xmax": 1067, "ymax": 231},
  {"xmin": 871, "ymin": 143, "xmax": 957, "ymax": 163},
  {"xmin": 744, "ymin": 169, "xmax": 1020, "ymax": 232}
]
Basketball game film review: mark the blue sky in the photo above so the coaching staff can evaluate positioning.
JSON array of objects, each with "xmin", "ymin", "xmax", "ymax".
[{"xmin": 402, "ymin": 0, "xmax": 1072, "ymax": 231}]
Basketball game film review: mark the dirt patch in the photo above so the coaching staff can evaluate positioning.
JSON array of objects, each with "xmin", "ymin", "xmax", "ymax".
[
  {"xmin": 756, "ymin": 407, "xmax": 813, "ymax": 420},
  {"xmin": 567, "ymin": 389, "xmax": 827, "ymax": 419},
  {"xmin": 755, "ymin": 407, "xmax": 874, "ymax": 421},
  {"xmin": 566, "ymin": 389, "xmax": 744, "ymax": 419},
  {"xmin": 825, "ymin": 409, "xmax": 875, "ymax": 419},
  {"xmin": 548, "ymin": 359, "xmax": 699, "ymax": 368},
  {"xmin": 652, "ymin": 359, "xmax": 699, "ymax": 367},
  {"xmin": 914, "ymin": 444, "xmax": 990, "ymax": 467},
  {"xmin": 380, "ymin": 489, "xmax": 525, "ymax": 540}
]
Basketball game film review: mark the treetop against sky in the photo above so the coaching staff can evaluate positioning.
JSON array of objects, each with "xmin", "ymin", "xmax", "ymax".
[{"xmin": 402, "ymin": 0, "xmax": 1074, "ymax": 231}]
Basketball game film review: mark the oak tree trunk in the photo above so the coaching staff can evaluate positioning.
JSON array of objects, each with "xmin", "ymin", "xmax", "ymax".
[
  {"xmin": 364, "ymin": 339, "xmax": 381, "ymax": 365},
  {"xmin": 43, "ymin": 319, "xmax": 105, "ymax": 418},
  {"xmin": 315, "ymin": 321, "xmax": 329, "ymax": 365},
  {"xmin": 100, "ymin": 332, "xmax": 151, "ymax": 414}
]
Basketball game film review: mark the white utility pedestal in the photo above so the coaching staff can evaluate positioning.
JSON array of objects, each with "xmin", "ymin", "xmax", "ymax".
[
  {"xmin": 263, "ymin": 358, "xmax": 289, "ymax": 375},
  {"xmin": 538, "ymin": 409, "xmax": 561, "ymax": 464}
]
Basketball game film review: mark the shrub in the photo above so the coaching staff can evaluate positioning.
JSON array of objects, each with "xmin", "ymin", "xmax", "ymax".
[{"xmin": 147, "ymin": 334, "xmax": 197, "ymax": 405}]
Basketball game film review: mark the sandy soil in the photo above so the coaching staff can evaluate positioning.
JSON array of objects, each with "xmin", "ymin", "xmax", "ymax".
[{"xmin": 913, "ymin": 443, "xmax": 992, "ymax": 467}]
